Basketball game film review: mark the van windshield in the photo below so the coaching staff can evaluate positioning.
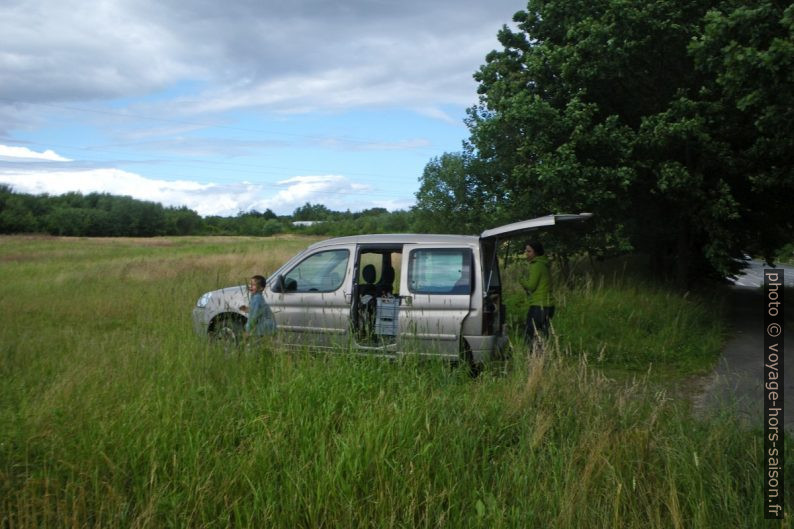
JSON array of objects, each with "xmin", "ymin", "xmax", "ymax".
[{"xmin": 283, "ymin": 249, "xmax": 349, "ymax": 292}]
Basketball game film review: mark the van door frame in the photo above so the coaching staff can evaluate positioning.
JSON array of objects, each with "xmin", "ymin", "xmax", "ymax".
[{"xmin": 351, "ymin": 243, "xmax": 404, "ymax": 351}]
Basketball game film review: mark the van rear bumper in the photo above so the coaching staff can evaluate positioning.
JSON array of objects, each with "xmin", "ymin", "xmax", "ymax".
[{"xmin": 464, "ymin": 334, "xmax": 509, "ymax": 363}]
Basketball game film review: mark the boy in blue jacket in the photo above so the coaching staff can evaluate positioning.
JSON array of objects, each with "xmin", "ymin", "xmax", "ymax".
[{"xmin": 240, "ymin": 275, "xmax": 276, "ymax": 340}]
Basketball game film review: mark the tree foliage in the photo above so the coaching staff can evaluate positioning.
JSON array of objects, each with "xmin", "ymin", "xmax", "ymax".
[
  {"xmin": 416, "ymin": 0, "xmax": 793, "ymax": 283},
  {"xmin": 292, "ymin": 202, "xmax": 333, "ymax": 221},
  {"xmin": 412, "ymin": 152, "xmax": 495, "ymax": 235}
]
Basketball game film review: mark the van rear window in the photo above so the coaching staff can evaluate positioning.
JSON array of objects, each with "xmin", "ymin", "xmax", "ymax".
[{"xmin": 408, "ymin": 248, "xmax": 472, "ymax": 294}]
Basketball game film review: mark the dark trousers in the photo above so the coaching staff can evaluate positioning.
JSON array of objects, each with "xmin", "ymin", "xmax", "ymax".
[{"xmin": 524, "ymin": 305, "xmax": 555, "ymax": 342}]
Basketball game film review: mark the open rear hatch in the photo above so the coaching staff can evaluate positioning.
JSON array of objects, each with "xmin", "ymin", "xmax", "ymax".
[
  {"xmin": 480, "ymin": 213, "xmax": 593, "ymax": 241},
  {"xmin": 478, "ymin": 213, "xmax": 592, "ymax": 337}
]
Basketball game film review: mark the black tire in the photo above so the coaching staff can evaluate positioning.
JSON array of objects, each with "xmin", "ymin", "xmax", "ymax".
[{"xmin": 209, "ymin": 315, "xmax": 245, "ymax": 351}]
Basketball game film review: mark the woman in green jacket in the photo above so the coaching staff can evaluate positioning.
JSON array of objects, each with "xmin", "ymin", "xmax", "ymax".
[{"xmin": 520, "ymin": 241, "xmax": 555, "ymax": 342}]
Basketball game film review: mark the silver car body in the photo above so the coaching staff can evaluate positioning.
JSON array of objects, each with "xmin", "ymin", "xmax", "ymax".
[{"xmin": 192, "ymin": 214, "xmax": 591, "ymax": 362}]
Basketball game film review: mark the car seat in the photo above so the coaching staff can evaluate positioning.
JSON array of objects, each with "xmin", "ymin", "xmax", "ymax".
[{"xmin": 360, "ymin": 264, "xmax": 378, "ymax": 298}]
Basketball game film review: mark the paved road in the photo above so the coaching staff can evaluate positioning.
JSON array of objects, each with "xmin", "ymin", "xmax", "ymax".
[
  {"xmin": 694, "ymin": 261, "xmax": 792, "ymax": 431},
  {"xmin": 732, "ymin": 258, "xmax": 794, "ymax": 287}
]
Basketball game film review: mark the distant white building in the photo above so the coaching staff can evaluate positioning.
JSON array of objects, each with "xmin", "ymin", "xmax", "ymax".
[{"xmin": 292, "ymin": 220, "xmax": 323, "ymax": 227}]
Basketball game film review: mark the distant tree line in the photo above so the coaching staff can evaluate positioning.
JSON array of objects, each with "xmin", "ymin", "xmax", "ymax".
[
  {"xmin": 0, "ymin": 185, "xmax": 420, "ymax": 237},
  {"xmin": 0, "ymin": 185, "xmax": 201, "ymax": 236}
]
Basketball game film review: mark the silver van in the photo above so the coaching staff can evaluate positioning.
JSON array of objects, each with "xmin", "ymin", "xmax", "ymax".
[{"xmin": 192, "ymin": 214, "xmax": 590, "ymax": 364}]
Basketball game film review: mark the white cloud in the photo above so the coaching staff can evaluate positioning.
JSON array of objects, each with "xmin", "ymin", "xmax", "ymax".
[
  {"xmin": 0, "ymin": 1, "xmax": 195, "ymax": 105},
  {"xmin": 0, "ymin": 145, "xmax": 72, "ymax": 162},
  {"xmin": 265, "ymin": 175, "xmax": 372, "ymax": 207},
  {"xmin": 0, "ymin": 167, "xmax": 221, "ymax": 208},
  {"xmin": 0, "ymin": 164, "xmax": 385, "ymax": 217}
]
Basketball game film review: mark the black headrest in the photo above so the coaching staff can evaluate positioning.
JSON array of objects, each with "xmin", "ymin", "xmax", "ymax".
[{"xmin": 362, "ymin": 264, "xmax": 376, "ymax": 284}]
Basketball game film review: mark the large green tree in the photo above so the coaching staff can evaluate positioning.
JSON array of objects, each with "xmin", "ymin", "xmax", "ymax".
[
  {"xmin": 686, "ymin": 1, "xmax": 794, "ymax": 268},
  {"xmin": 454, "ymin": 0, "xmax": 793, "ymax": 283},
  {"xmin": 412, "ymin": 152, "xmax": 495, "ymax": 234}
]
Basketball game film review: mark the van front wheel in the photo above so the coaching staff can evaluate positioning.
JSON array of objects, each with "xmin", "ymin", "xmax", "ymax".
[{"xmin": 210, "ymin": 315, "xmax": 244, "ymax": 350}]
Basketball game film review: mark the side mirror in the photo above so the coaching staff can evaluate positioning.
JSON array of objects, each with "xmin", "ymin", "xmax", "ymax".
[{"xmin": 272, "ymin": 274, "xmax": 286, "ymax": 293}]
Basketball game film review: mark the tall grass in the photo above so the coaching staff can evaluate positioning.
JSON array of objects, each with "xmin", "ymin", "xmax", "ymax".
[
  {"xmin": 502, "ymin": 258, "xmax": 726, "ymax": 379},
  {"xmin": 0, "ymin": 236, "xmax": 788, "ymax": 528}
]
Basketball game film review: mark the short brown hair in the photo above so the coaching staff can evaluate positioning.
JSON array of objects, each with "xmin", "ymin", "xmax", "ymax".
[
  {"xmin": 251, "ymin": 275, "xmax": 266, "ymax": 289},
  {"xmin": 527, "ymin": 241, "xmax": 545, "ymax": 256}
]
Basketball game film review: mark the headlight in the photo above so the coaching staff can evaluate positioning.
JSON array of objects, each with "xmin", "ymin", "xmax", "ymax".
[{"xmin": 196, "ymin": 292, "xmax": 212, "ymax": 308}]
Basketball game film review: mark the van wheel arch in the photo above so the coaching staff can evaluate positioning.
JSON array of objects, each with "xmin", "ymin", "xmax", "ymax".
[
  {"xmin": 460, "ymin": 338, "xmax": 482, "ymax": 378},
  {"xmin": 209, "ymin": 313, "xmax": 246, "ymax": 347}
]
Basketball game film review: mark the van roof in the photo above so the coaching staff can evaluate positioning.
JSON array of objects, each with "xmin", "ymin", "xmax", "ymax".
[
  {"xmin": 305, "ymin": 214, "xmax": 593, "ymax": 251},
  {"xmin": 307, "ymin": 233, "xmax": 480, "ymax": 250}
]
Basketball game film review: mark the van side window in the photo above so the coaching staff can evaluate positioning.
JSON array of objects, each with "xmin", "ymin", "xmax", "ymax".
[
  {"xmin": 408, "ymin": 248, "xmax": 472, "ymax": 295},
  {"xmin": 283, "ymin": 249, "xmax": 349, "ymax": 293}
]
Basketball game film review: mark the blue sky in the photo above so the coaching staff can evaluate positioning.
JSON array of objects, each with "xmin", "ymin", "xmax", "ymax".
[{"xmin": 0, "ymin": 0, "xmax": 522, "ymax": 216}]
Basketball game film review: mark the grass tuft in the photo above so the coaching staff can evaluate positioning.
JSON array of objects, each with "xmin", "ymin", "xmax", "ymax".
[{"xmin": 502, "ymin": 258, "xmax": 727, "ymax": 379}]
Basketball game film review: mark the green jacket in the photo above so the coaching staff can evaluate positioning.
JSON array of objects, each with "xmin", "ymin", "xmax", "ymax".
[{"xmin": 520, "ymin": 255, "xmax": 554, "ymax": 307}]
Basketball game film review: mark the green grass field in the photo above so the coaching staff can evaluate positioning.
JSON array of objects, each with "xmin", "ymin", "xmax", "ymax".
[{"xmin": 0, "ymin": 235, "xmax": 789, "ymax": 528}]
